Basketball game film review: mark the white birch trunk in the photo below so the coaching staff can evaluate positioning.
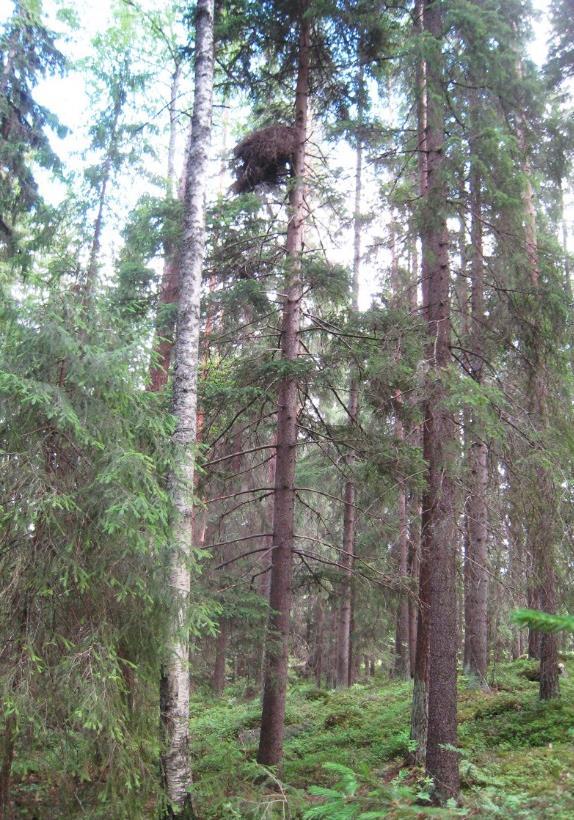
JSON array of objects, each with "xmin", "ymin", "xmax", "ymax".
[{"xmin": 160, "ymin": 0, "xmax": 214, "ymax": 815}]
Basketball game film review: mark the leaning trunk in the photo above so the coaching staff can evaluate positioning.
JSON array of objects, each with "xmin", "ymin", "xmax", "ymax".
[{"xmin": 160, "ymin": 1, "xmax": 214, "ymax": 815}]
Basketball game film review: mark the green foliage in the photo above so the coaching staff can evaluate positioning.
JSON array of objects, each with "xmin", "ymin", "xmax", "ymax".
[
  {"xmin": 303, "ymin": 763, "xmax": 458, "ymax": 818},
  {"xmin": 0, "ymin": 287, "xmax": 177, "ymax": 815},
  {"xmin": 0, "ymin": 0, "xmax": 67, "ymax": 265},
  {"xmin": 512, "ymin": 609, "xmax": 574, "ymax": 634},
  {"xmin": 184, "ymin": 661, "xmax": 574, "ymax": 818},
  {"xmin": 303, "ymin": 256, "xmax": 350, "ymax": 307}
]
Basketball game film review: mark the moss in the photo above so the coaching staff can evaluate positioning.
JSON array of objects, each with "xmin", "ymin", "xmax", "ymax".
[{"xmin": 188, "ymin": 659, "xmax": 574, "ymax": 818}]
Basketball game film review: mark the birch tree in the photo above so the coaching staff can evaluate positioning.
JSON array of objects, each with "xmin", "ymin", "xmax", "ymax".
[{"xmin": 160, "ymin": 0, "xmax": 214, "ymax": 814}]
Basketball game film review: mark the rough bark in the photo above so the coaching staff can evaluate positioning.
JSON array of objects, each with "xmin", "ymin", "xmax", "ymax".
[
  {"xmin": 421, "ymin": 0, "xmax": 460, "ymax": 801},
  {"xmin": 160, "ymin": 1, "xmax": 214, "ymax": 815},
  {"xmin": 336, "ymin": 109, "xmax": 362, "ymax": 687},
  {"xmin": 212, "ymin": 619, "xmax": 228, "ymax": 695},
  {"xmin": 0, "ymin": 716, "xmax": 15, "ymax": 820},
  {"xmin": 515, "ymin": 66, "xmax": 560, "ymax": 701},
  {"xmin": 393, "ymin": 427, "xmax": 410, "ymax": 680},
  {"xmin": 149, "ymin": 75, "xmax": 189, "ymax": 393},
  {"xmin": 526, "ymin": 583, "xmax": 541, "ymax": 659},
  {"xmin": 310, "ymin": 597, "xmax": 325, "ymax": 687},
  {"xmin": 410, "ymin": 453, "xmax": 430, "ymax": 767},
  {"xmin": 257, "ymin": 11, "xmax": 310, "ymax": 767},
  {"xmin": 389, "ymin": 217, "xmax": 411, "ymax": 681},
  {"xmin": 463, "ymin": 157, "xmax": 489, "ymax": 686},
  {"xmin": 409, "ymin": 0, "xmax": 429, "ymax": 766},
  {"xmin": 408, "ymin": 492, "xmax": 421, "ymax": 677},
  {"xmin": 335, "ymin": 468, "xmax": 356, "ymax": 686}
]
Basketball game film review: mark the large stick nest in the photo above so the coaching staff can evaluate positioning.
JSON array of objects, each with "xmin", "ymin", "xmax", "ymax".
[{"xmin": 231, "ymin": 124, "xmax": 298, "ymax": 194}]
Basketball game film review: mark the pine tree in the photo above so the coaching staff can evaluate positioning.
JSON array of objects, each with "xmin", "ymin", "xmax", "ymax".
[
  {"xmin": 257, "ymin": 0, "xmax": 311, "ymax": 767},
  {"xmin": 419, "ymin": 0, "xmax": 460, "ymax": 801}
]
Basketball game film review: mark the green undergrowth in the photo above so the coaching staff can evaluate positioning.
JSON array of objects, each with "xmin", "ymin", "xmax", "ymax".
[{"xmin": 189, "ymin": 658, "xmax": 574, "ymax": 818}]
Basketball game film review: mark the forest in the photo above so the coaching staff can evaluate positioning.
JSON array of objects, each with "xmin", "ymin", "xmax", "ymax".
[{"xmin": 1, "ymin": 0, "xmax": 574, "ymax": 816}]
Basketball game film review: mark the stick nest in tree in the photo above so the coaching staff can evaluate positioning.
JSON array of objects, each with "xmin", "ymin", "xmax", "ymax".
[{"xmin": 231, "ymin": 125, "xmax": 298, "ymax": 194}]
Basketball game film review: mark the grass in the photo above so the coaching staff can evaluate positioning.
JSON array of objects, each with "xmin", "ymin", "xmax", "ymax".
[{"xmin": 189, "ymin": 658, "xmax": 574, "ymax": 818}]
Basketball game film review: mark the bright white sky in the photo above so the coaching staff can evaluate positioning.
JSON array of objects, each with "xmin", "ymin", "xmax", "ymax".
[{"xmin": 1, "ymin": 0, "xmax": 562, "ymax": 308}]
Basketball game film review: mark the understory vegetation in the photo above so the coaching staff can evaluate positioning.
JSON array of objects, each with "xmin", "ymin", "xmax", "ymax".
[{"xmin": 181, "ymin": 658, "xmax": 574, "ymax": 818}]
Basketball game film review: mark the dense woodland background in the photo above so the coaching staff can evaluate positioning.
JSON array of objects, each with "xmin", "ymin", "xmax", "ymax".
[{"xmin": 1, "ymin": 0, "xmax": 574, "ymax": 816}]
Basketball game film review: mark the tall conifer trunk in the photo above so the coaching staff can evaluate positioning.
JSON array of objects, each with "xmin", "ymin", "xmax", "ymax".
[
  {"xmin": 464, "ymin": 151, "xmax": 489, "ymax": 685},
  {"xmin": 407, "ymin": 236, "xmax": 421, "ymax": 678},
  {"xmin": 390, "ymin": 221, "xmax": 410, "ymax": 681},
  {"xmin": 515, "ymin": 84, "xmax": 560, "ymax": 700},
  {"xmin": 420, "ymin": 0, "xmax": 460, "ymax": 800},
  {"xmin": 410, "ymin": 0, "xmax": 430, "ymax": 764},
  {"xmin": 257, "ymin": 8, "xmax": 310, "ymax": 766},
  {"xmin": 212, "ymin": 618, "xmax": 228, "ymax": 695},
  {"xmin": 393, "ymin": 457, "xmax": 410, "ymax": 679},
  {"xmin": 160, "ymin": 1, "xmax": 214, "ymax": 815},
  {"xmin": 336, "ymin": 86, "xmax": 362, "ymax": 688}
]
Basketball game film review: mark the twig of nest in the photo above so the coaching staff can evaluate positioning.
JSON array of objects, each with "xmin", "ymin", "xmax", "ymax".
[{"xmin": 231, "ymin": 124, "xmax": 298, "ymax": 194}]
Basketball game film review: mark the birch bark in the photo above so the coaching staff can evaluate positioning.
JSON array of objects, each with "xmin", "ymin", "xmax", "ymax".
[{"xmin": 160, "ymin": 0, "xmax": 214, "ymax": 814}]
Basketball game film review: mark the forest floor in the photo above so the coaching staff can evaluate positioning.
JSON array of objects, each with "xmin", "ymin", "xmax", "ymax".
[
  {"xmin": 9, "ymin": 657, "xmax": 574, "ymax": 817},
  {"xmin": 189, "ymin": 656, "xmax": 574, "ymax": 818}
]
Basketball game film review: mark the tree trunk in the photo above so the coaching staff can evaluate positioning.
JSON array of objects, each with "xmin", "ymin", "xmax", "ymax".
[
  {"xmin": 310, "ymin": 598, "xmax": 325, "ymax": 687},
  {"xmin": 410, "ymin": 0, "xmax": 429, "ymax": 766},
  {"xmin": 408, "ymin": 492, "xmax": 421, "ymax": 677},
  {"xmin": 212, "ymin": 619, "xmax": 228, "ymax": 695},
  {"xmin": 167, "ymin": 62, "xmax": 181, "ymax": 197},
  {"xmin": 515, "ymin": 63, "xmax": 560, "ymax": 701},
  {"xmin": 85, "ymin": 92, "xmax": 123, "ymax": 296},
  {"xmin": 0, "ymin": 715, "xmax": 15, "ymax": 820},
  {"xmin": 160, "ymin": 1, "xmax": 214, "ymax": 815},
  {"xmin": 527, "ymin": 584, "xmax": 542, "ymax": 659},
  {"xmin": 389, "ymin": 218, "xmax": 410, "ymax": 681},
  {"xmin": 336, "ymin": 73, "xmax": 363, "ymax": 688},
  {"xmin": 257, "ymin": 11, "xmax": 310, "ymax": 767},
  {"xmin": 393, "ymin": 452, "xmax": 410, "ymax": 680},
  {"xmin": 421, "ymin": 0, "xmax": 460, "ymax": 801},
  {"xmin": 507, "ymin": 475, "xmax": 526, "ymax": 659},
  {"xmin": 149, "ymin": 76, "xmax": 189, "ymax": 393},
  {"xmin": 336, "ymin": 469, "xmax": 355, "ymax": 687},
  {"xmin": 463, "ymin": 156, "xmax": 489, "ymax": 686}
]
